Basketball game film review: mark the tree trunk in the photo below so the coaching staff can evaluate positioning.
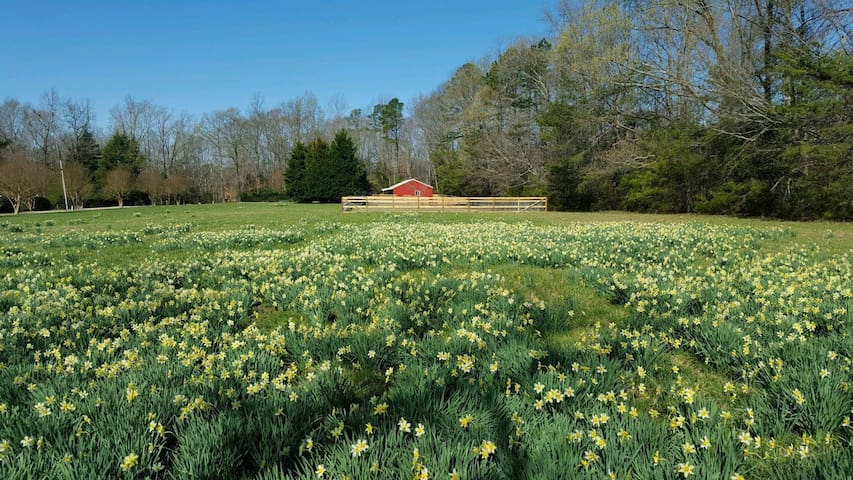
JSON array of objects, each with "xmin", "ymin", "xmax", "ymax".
[{"xmin": 762, "ymin": 0, "xmax": 775, "ymax": 103}]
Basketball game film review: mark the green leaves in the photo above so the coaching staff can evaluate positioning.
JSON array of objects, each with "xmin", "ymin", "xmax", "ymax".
[
  {"xmin": 101, "ymin": 132, "xmax": 145, "ymax": 177},
  {"xmin": 285, "ymin": 131, "xmax": 370, "ymax": 203}
]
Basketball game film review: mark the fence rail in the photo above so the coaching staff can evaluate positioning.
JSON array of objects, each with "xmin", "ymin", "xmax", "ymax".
[{"xmin": 342, "ymin": 195, "xmax": 548, "ymax": 212}]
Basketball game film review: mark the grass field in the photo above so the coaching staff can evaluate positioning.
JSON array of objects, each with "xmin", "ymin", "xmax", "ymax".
[{"xmin": 1, "ymin": 203, "xmax": 851, "ymax": 479}]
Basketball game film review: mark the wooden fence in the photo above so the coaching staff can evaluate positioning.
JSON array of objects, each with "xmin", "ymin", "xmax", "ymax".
[{"xmin": 341, "ymin": 195, "xmax": 547, "ymax": 212}]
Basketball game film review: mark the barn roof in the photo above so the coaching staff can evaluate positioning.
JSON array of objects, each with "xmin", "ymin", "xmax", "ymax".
[{"xmin": 381, "ymin": 178, "xmax": 433, "ymax": 192}]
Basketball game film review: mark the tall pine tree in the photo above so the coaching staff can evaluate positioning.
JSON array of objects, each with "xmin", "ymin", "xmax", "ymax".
[
  {"xmin": 329, "ymin": 130, "xmax": 370, "ymax": 198},
  {"xmin": 101, "ymin": 132, "xmax": 145, "ymax": 179},
  {"xmin": 285, "ymin": 131, "xmax": 371, "ymax": 202},
  {"xmin": 284, "ymin": 142, "xmax": 308, "ymax": 201},
  {"xmin": 69, "ymin": 128, "xmax": 102, "ymax": 174},
  {"xmin": 304, "ymin": 138, "xmax": 330, "ymax": 202}
]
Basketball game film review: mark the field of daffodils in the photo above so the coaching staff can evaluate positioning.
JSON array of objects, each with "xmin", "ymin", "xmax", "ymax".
[{"xmin": 0, "ymin": 212, "xmax": 850, "ymax": 479}]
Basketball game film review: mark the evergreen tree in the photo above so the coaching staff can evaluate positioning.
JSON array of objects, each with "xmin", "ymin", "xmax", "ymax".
[
  {"xmin": 370, "ymin": 98, "xmax": 404, "ymax": 179},
  {"xmin": 303, "ymin": 138, "xmax": 330, "ymax": 202},
  {"xmin": 771, "ymin": 49, "xmax": 852, "ymax": 219},
  {"xmin": 101, "ymin": 132, "xmax": 145, "ymax": 179},
  {"xmin": 69, "ymin": 128, "xmax": 102, "ymax": 174},
  {"xmin": 284, "ymin": 142, "xmax": 308, "ymax": 201},
  {"xmin": 541, "ymin": 102, "xmax": 594, "ymax": 211},
  {"xmin": 329, "ymin": 130, "xmax": 370, "ymax": 197},
  {"xmin": 285, "ymin": 131, "xmax": 371, "ymax": 202}
]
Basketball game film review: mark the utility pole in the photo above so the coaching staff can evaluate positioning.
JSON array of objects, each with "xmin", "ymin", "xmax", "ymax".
[
  {"xmin": 58, "ymin": 154, "xmax": 69, "ymax": 211},
  {"xmin": 34, "ymin": 110, "xmax": 70, "ymax": 211}
]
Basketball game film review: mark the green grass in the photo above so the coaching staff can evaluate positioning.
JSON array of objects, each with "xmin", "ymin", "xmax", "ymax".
[
  {"xmin": 5, "ymin": 202, "xmax": 849, "ymax": 248},
  {"xmin": 1, "ymin": 203, "xmax": 850, "ymax": 479}
]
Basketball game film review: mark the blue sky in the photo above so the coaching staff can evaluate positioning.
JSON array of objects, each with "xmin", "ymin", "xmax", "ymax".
[{"xmin": 1, "ymin": 0, "xmax": 551, "ymax": 127}]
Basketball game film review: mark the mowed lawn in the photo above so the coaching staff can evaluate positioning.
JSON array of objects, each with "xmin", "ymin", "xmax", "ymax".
[
  {"xmin": 4, "ymin": 202, "xmax": 851, "ymax": 250},
  {"xmin": 0, "ymin": 203, "xmax": 851, "ymax": 479}
]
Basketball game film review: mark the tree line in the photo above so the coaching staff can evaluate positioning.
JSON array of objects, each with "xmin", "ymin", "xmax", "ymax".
[
  {"xmin": 0, "ymin": 91, "xmax": 413, "ymax": 213},
  {"xmin": 417, "ymin": 0, "xmax": 851, "ymax": 219},
  {"xmin": 1, "ymin": 0, "xmax": 850, "ymax": 219}
]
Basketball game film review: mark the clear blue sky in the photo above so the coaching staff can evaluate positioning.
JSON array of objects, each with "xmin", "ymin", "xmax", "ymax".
[{"xmin": 1, "ymin": 0, "xmax": 551, "ymax": 127}]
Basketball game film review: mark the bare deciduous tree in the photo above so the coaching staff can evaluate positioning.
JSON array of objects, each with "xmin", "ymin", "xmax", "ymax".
[
  {"xmin": 103, "ymin": 167, "xmax": 133, "ymax": 207},
  {"xmin": 61, "ymin": 98, "xmax": 95, "ymax": 144},
  {"xmin": 136, "ymin": 170, "xmax": 167, "ymax": 206},
  {"xmin": 25, "ymin": 89, "xmax": 63, "ymax": 166},
  {"xmin": 62, "ymin": 161, "xmax": 93, "ymax": 210},
  {"xmin": 199, "ymin": 108, "xmax": 250, "ymax": 197},
  {"xmin": 110, "ymin": 97, "xmax": 158, "ymax": 157},
  {"xmin": 164, "ymin": 172, "xmax": 189, "ymax": 205},
  {"xmin": 0, "ymin": 153, "xmax": 52, "ymax": 214},
  {"xmin": 281, "ymin": 92, "xmax": 323, "ymax": 145},
  {"xmin": 0, "ymin": 99, "xmax": 28, "ymax": 154}
]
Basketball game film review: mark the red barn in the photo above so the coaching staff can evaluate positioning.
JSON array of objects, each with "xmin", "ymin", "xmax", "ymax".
[{"xmin": 381, "ymin": 178, "xmax": 434, "ymax": 197}]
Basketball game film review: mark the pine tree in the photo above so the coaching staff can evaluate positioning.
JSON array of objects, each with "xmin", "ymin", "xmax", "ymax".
[
  {"xmin": 304, "ymin": 138, "xmax": 330, "ymax": 202},
  {"xmin": 285, "ymin": 132, "xmax": 371, "ymax": 202},
  {"xmin": 69, "ymin": 128, "xmax": 102, "ymax": 174},
  {"xmin": 772, "ymin": 49, "xmax": 853, "ymax": 219},
  {"xmin": 284, "ymin": 142, "xmax": 308, "ymax": 201},
  {"xmin": 101, "ymin": 132, "xmax": 145, "ymax": 179},
  {"xmin": 329, "ymin": 130, "xmax": 370, "ymax": 198}
]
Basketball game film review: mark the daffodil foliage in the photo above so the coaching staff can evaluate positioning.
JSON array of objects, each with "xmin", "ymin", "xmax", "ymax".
[{"xmin": 0, "ymin": 217, "xmax": 850, "ymax": 479}]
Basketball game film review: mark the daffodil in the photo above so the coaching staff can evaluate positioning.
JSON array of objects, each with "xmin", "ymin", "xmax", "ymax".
[
  {"xmin": 675, "ymin": 462, "xmax": 695, "ymax": 477},
  {"xmin": 120, "ymin": 453, "xmax": 139, "ymax": 472},
  {"xmin": 479, "ymin": 440, "xmax": 496, "ymax": 460},
  {"xmin": 398, "ymin": 417, "xmax": 411, "ymax": 433},
  {"xmin": 350, "ymin": 439, "xmax": 369, "ymax": 457}
]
